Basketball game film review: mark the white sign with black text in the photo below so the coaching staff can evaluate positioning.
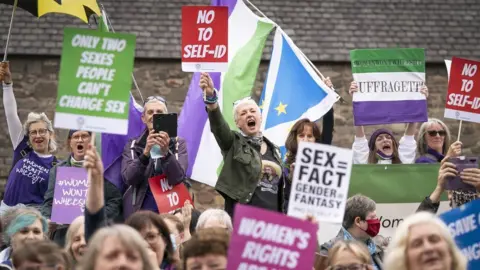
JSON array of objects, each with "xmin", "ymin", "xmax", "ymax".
[{"xmin": 287, "ymin": 142, "xmax": 353, "ymax": 223}]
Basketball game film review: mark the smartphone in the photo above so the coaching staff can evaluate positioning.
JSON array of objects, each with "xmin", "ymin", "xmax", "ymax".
[
  {"xmin": 153, "ymin": 113, "xmax": 178, "ymax": 137},
  {"xmin": 445, "ymin": 156, "xmax": 478, "ymax": 192}
]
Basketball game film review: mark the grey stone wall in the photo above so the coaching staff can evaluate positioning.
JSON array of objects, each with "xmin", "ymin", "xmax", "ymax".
[{"xmin": 0, "ymin": 56, "xmax": 476, "ymax": 210}]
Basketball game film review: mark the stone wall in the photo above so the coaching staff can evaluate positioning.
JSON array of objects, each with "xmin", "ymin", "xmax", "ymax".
[{"xmin": 0, "ymin": 56, "xmax": 476, "ymax": 210}]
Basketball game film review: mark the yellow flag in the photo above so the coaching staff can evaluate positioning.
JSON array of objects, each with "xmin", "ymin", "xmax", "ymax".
[{"xmin": 38, "ymin": 0, "xmax": 101, "ymax": 23}]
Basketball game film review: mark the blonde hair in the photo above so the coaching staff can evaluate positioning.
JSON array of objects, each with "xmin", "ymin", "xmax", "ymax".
[
  {"xmin": 327, "ymin": 240, "xmax": 372, "ymax": 266},
  {"xmin": 78, "ymin": 225, "xmax": 156, "ymax": 270},
  {"xmin": 23, "ymin": 112, "xmax": 57, "ymax": 153},
  {"xmin": 233, "ymin": 97, "xmax": 260, "ymax": 122},
  {"xmin": 64, "ymin": 216, "xmax": 85, "ymax": 263},
  {"xmin": 417, "ymin": 118, "xmax": 451, "ymax": 156},
  {"xmin": 384, "ymin": 212, "xmax": 467, "ymax": 270}
]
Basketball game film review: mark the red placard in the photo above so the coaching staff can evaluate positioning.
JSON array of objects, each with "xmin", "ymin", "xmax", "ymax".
[
  {"xmin": 148, "ymin": 174, "xmax": 193, "ymax": 213},
  {"xmin": 181, "ymin": 6, "xmax": 228, "ymax": 72},
  {"xmin": 445, "ymin": 57, "xmax": 480, "ymax": 123}
]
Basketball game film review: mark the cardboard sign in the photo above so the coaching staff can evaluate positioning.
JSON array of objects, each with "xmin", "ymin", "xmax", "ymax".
[
  {"xmin": 181, "ymin": 6, "xmax": 228, "ymax": 72},
  {"xmin": 440, "ymin": 200, "xmax": 480, "ymax": 269},
  {"xmin": 55, "ymin": 28, "xmax": 136, "ymax": 135},
  {"xmin": 51, "ymin": 167, "xmax": 89, "ymax": 224},
  {"xmin": 148, "ymin": 174, "xmax": 192, "ymax": 213},
  {"xmin": 226, "ymin": 204, "xmax": 317, "ymax": 270},
  {"xmin": 444, "ymin": 57, "xmax": 480, "ymax": 123},
  {"xmin": 287, "ymin": 142, "xmax": 353, "ymax": 224}
]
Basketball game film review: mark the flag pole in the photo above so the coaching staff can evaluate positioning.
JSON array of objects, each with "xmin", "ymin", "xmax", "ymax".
[
  {"xmin": 244, "ymin": 0, "xmax": 345, "ymax": 104},
  {"xmin": 3, "ymin": 0, "xmax": 18, "ymax": 61},
  {"xmin": 99, "ymin": 5, "xmax": 145, "ymax": 104}
]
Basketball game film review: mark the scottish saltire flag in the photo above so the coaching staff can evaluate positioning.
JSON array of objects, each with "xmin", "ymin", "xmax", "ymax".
[
  {"xmin": 178, "ymin": 0, "xmax": 274, "ymax": 187},
  {"xmin": 317, "ymin": 164, "xmax": 450, "ymax": 244},
  {"xmin": 350, "ymin": 48, "xmax": 428, "ymax": 126},
  {"xmin": 260, "ymin": 28, "xmax": 338, "ymax": 156},
  {"xmin": 95, "ymin": 12, "xmax": 146, "ymax": 193}
]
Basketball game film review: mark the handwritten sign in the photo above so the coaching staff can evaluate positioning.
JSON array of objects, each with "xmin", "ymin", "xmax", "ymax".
[
  {"xmin": 148, "ymin": 174, "xmax": 192, "ymax": 213},
  {"xmin": 445, "ymin": 57, "xmax": 480, "ymax": 123},
  {"xmin": 287, "ymin": 142, "xmax": 353, "ymax": 223},
  {"xmin": 226, "ymin": 204, "xmax": 317, "ymax": 270},
  {"xmin": 181, "ymin": 6, "xmax": 228, "ymax": 72},
  {"xmin": 55, "ymin": 28, "xmax": 136, "ymax": 135},
  {"xmin": 51, "ymin": 167, "xmax": 89, "ymax": 224},
  {"xmin": 441, "ymin": 200, "xmax": 480, "ymax": 269}
]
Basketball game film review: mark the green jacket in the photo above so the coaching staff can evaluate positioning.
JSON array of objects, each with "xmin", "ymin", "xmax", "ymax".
[{"xmin": 208, "ymin": 107, "xmax": 288, "ymax": 211}]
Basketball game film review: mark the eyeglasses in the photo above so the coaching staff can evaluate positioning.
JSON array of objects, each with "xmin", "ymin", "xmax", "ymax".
[
  {"xmin": 71, "ymin": 134, "xmax": 91, "ymax": 141},
  {"xmin": 427, "ymin": 130, "xmax": 446, "ymax": 137},
  {"xmin": 28, "ymin": 128, "xmax": 48, "ymax": 137},
  {"xmin": 233, "ymin": 96, "xmax": 253, "ymax": 106},
  {"xmin": 144, "ymin": 96, "xmax": 167, "ymax": 106},
  {"xmin": 328, "ymin": 263, "xmax": 369, "ymax": 270}
]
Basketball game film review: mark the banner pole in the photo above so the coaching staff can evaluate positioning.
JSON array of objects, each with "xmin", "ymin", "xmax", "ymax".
[
  {"xmin": 88, "ymin": 132, "xmax": 96, "ymax": 180},
  {"xmin": 457, "ymin": 120, "xmax": 462, "ymax": 141},
  {"xmin": 3, "ymin": 0, "xmax": 18, "ymax": 61}
]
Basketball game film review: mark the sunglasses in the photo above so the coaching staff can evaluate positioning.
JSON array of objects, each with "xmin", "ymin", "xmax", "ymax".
[
  {"xmin": 144, "ymin": 96, "xmax": 167, "ymax": 106},
  {"xmin": 427, "ymin": 130, "xmax": 446, "ymax": 137},
  {"xmin": 233, "ymin": 96, "xmax": 253, "ymax": 106}
]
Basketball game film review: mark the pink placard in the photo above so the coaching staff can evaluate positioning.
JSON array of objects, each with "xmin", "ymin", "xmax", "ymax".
[{"xmin": 226, "ymin": 204, "xmax": 318, "ymax": 270}]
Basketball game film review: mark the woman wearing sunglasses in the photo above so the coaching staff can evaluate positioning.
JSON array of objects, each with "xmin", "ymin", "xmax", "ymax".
[{"xmin": 415, "ymin": 118, "xmax": 460, "ymax": 163}]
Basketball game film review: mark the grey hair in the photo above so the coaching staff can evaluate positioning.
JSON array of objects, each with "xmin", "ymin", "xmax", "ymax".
[
  {"xmin": 196, "ymin": 209, "xmax": 233, "ymax": 232},
  {"xmin": 23, "ymin": 112, "xmax": 57, "ymax": 153},
  {"xmin": 384, "ymin": 212, "xmax": 467, "ymax": 270},
  {"xmin": 233, "ymin": 98, "xmax": 260, "ymax": 122},
  {"xmin": 342, "ymin": 194, "xmax": 376, "ymax": 229},
  {"xmin": 143, "ymin": 99, "xmax": 168, "ymax": 113},
  {"xmin": 78, "ymin": 224, "xmax": 156, "ymax": 270},
  {"xmin": 417, "ymin": 118, "xmax": 451, "ymax": 156}
]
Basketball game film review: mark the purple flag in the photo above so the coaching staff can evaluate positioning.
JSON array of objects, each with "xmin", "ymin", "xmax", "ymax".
[
  {"xmin": 178, "ymin": 0, "xmax": 237, "ymax": 178},
  {"xmin": 103, "ymin": 94, "xmax": 145, "ymax": 193}
]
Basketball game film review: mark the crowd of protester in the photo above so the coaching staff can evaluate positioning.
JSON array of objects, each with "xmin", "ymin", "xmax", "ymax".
[{"xmin": 0, "ymin": 56, "xmax": 479, "ymax": 270}]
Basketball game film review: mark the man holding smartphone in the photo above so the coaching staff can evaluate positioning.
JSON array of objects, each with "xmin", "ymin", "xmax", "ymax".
[{"xmin": 121, "ymin": 96, "xmax": 188, "ymax": 219}]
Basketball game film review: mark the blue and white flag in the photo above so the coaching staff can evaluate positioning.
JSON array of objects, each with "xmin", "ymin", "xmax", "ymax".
[{"xmin": 260, "ymin": 28, "xmax": 339, "ymax": 156}]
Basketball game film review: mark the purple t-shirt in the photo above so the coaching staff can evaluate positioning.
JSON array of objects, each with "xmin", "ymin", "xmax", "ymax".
[{"xmin": 3, "ymin": 137, "xmax": 56, "ymax": 206}]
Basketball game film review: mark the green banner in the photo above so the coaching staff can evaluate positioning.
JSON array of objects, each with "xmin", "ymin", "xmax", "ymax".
[
  {"xmin": 350, "ymin": 48, "xmax": 425, "ymax": 73},
  {"xmin": 349, "ymin": 164, "xmax": 447, "ymax": 203},
  {"xmin": 55, "ymin": 27, "xmax": 136, "ymax": 135}
]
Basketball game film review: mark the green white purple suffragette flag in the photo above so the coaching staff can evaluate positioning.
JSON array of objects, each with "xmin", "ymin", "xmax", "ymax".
[{"xmin": 350, "ymin": 48, "xmax": 428, "ymax": 126}]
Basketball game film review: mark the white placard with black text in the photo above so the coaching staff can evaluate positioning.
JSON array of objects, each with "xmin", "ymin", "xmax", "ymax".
[{"xmin": 287, "ymin": 142, "xmax": 353, "ymax": 223}]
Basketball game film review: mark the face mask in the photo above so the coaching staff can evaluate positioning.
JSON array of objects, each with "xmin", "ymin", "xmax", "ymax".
[
  {"xmin": 364, "ymin": 219, "xmax": 381, "ymax": 237},
  {"xmin": 150, "ymin": 145, "xmax": 164, "ymax": 159},
  {"xmin": 170, "ymin": 234, "xmax": 177, "ymax": 251}
]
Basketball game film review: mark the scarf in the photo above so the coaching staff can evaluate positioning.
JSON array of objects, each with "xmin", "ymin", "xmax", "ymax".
[
  {"xmin": 376, "ymin": 150, "xmax": 393, "ymax": 160},
  {"xmin": 70, "ymin": 156, "xmax": 84, "ymax": 168},
  {"xmin": 240, "ymin": 131, "xmax": 263, "ymax": 148},
  {"xmin": 342, "ymin": 227, "xmax": 379, "ymax": 270}
]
